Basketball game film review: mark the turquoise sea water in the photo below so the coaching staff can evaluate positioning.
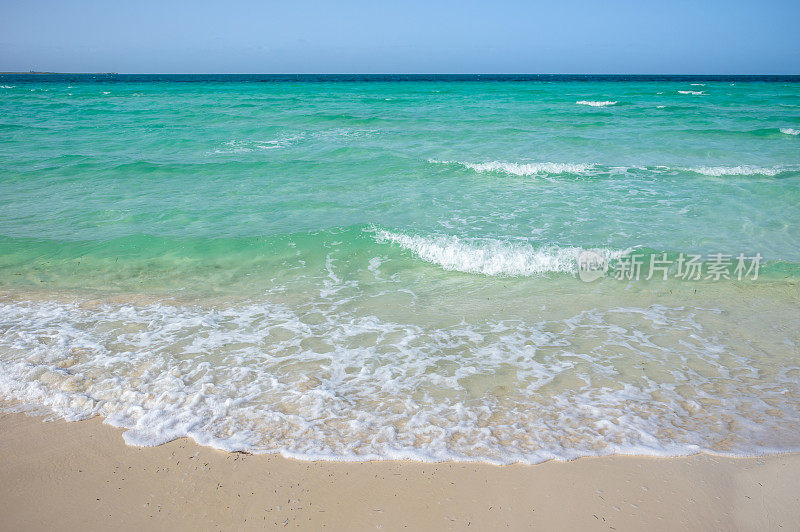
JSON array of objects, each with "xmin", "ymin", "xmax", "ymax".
[{"xmin": 1, "ymin": 75, "xmax": 799, "ymax": 462}]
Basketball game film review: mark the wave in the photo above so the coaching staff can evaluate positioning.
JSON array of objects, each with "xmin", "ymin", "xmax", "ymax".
[
  {"xmin": 372, "ymin": 229, "xmax": 629, "ymax": 276},
  {"xmin": 780, "ymin": 127, "xmax": 800, "ymax": 136},
  {"xmin": 684, "ymin": 165, "xmax": 790, "ymax": 177},
  {"xmin": 432, "ymin": 159, "xmax": 798, "ymax": 179},
  {"xmin": 678, "ymin": 90, "xmax": 705, "ymax": 95},
  {"xmin": 430, "ymin": 159, "xmax": 597, "ymax": 176},
  {"xmin": 1, "ymin": 295, "xmax": 799, "ymax": 464},
  {"xmin": 576, "ymin": 100, "xmax": 617, "ymax": 107},
  {"xmin": 673, "ymin": 127, "xmax": 796, "ymax": 139}
]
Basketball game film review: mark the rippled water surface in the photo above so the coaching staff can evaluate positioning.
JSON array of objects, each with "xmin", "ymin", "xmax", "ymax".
[{"xmin": 1, "ymin": 75, "xmax": 798, "ymax": 462}]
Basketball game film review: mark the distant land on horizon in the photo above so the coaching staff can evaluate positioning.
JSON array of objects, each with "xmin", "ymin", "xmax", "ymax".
[{"xmin": 0, "ymin": 71, "xmax": 119, "ymax": 75}]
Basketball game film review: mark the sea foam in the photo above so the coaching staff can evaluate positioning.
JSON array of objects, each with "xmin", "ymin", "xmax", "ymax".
[
  {"xmin": 780, "ymin": 128, "xmax": 800, "ymax": 136},
  {"xmin": 372, "ymin": 229, "xmax": 628, "ymax": 276},
  {"xmin": 431, "ymin": 159, "xmax": 596, "ymax": 176},
  {"xmin": 1, "ymin": 297, "xmax": 798, "ymax": 464},
  {"xmin": 576, "ymin": 100, "xmax": 618, "ymax": 107},
  {"xmin": 431, "ymin": 159, "xmax": 799, "ymax": 179},
  {"xmin": 685, "ymin": 165, "xmax": 788, "ymax": 177}
]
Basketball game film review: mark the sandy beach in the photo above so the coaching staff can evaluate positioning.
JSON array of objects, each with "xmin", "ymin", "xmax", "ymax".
[
  {"xmin": 3, "ymin": 0, "xmax": 799, "ymax": 527},
  {"xmin": 1, "ymin": 411, "xmax": 798, "ymax": 530}
]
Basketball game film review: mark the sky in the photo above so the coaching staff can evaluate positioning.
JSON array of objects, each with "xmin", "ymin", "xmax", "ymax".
[{"xmin": 1, "ymin": 0, "xmax": 798, "ymax": 74}]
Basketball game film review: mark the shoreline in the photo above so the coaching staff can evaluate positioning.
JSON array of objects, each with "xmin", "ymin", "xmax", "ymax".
[{"xmin": 2, "ymin": 411, "xmax": 799, "ymax": 530}]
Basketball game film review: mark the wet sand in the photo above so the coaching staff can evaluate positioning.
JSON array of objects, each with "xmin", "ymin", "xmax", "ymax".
[{"xmin": 1, "ymin": 411, "xmax": 799, "ymax": 531}]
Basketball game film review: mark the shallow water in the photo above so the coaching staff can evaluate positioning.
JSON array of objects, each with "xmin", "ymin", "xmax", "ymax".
[{"xmin": 1, "ymin": 75, "xmax": 798, "ymax": 462}]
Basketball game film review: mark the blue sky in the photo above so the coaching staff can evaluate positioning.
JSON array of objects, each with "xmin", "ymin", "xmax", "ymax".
[{"xmin": 1, "ymin": 0, "xmax": 798, "ymax": 74}]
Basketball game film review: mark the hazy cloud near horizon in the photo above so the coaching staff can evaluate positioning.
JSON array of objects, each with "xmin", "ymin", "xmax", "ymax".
[{"xmin": 1, "ymin": 0, "xmax": 798, "ymax": 74}]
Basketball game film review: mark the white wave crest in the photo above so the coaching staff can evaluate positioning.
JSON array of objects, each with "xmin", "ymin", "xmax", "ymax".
[
  {"xmin": 576, "ymin": 100, "xmax": 618, "ymax": 107},
  {"xmin": 780, "ymin": 128, "xmax": 799, "ymax": 136},
  {"xmin": 432, "ymin": 160, "xmax": 795, "ymax": 178},
  {"xmin": 432, "ymin": 159, "xmax": 596, "ymax": 176},
  {"xmin": 686, "ymin": 165, "xmax": 786, "ymax": 177},
  {"xmin": 373, "ymin": 229, "xmax": 628, "ymax": 276},
  {"xmin": 678, "ymin": 90, "xmax": 705, "ymax": 95}
]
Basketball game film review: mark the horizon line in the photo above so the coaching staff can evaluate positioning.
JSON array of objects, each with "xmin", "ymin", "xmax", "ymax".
[{"xmin": 2, "ymin": 71, "xmax": 800, "ymax": 77}]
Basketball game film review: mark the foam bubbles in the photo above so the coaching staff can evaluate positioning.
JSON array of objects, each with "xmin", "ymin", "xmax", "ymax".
[
  {"xmin": 372, "ymin": 229, "xmax": 629, "ymax": 276},
  {"xmin": 576, "ymin": 100, "xmax": 618, "ymax": 107},
  {"xmin": 685, "ymin": 165, "xmax": 787, "ymax": 177},
  {"xmin": 432, "ymin": 159, "xmax": 795, "ymax": 179},
  {"xmin": 431, "ymin": 159, "xmax": 596, "ymax": 176},
  {"xmin": 2, "ymin": 297, "xmax": 798, "ymax": 464}
]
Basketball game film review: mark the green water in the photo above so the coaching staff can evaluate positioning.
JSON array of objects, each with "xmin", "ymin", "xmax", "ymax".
[{"xmin": 0, "ymin": 76, "xmax": 798, "ymax": 462}]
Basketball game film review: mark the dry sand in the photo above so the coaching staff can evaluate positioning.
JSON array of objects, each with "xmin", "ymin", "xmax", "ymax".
[{"xmin": 1, "ymin": 411, "xmax": 799, "ymax": 531}]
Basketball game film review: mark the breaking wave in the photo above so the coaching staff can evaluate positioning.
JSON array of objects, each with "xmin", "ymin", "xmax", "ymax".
[
  {"xmin": 2, "ymin": 296, "xmax": 799, "ymax": 464},
  {"xmin": 430, "ymin": 159, "xmax": 597, "ymax": 176},
  {"xmin": 684, "ymin": 165, "xmax": 791, "ymax": 177},
  {"xmin": 576, "ymin": 100, "xmax": 618, "ymax": 107},
  {"xmin": 372, "ymin": 229, "xmax": 629, "ymax": 276},
  {"xmin": 431, "ymin": 159, "xmax": 797, "ymax": 179}
]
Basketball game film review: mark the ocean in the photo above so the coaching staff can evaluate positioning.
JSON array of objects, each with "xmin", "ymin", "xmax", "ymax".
[{"xmin": 0, "ymin": 74, "xmax": 798, "ymax": 463}]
